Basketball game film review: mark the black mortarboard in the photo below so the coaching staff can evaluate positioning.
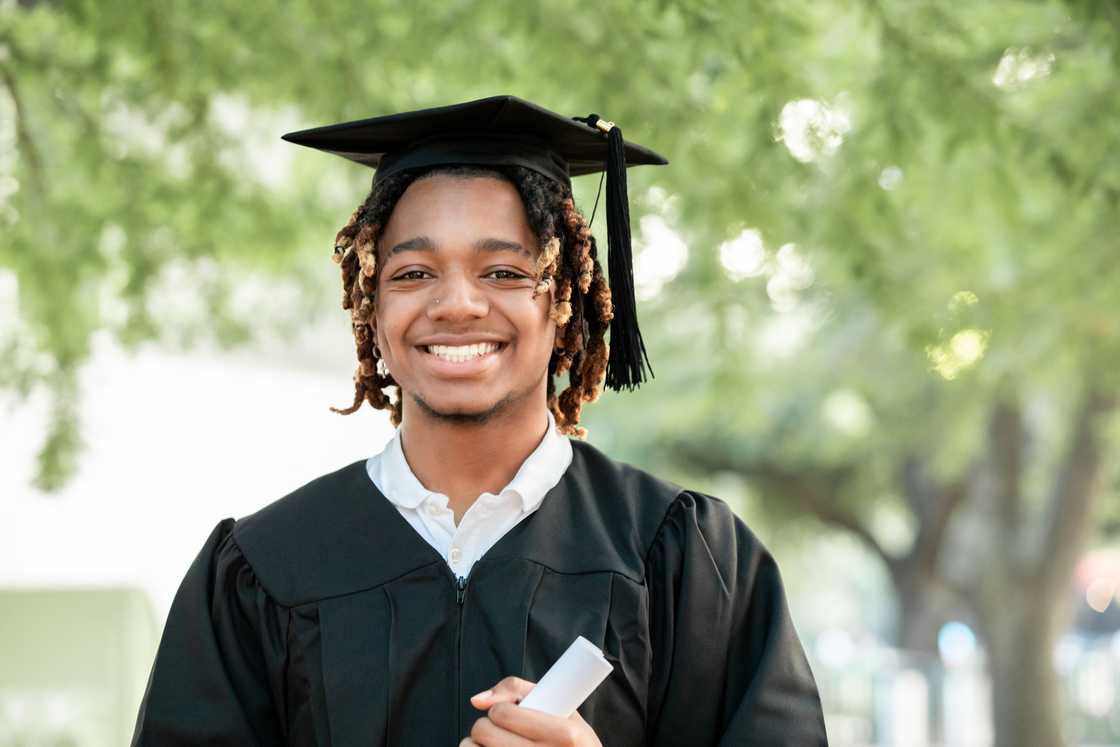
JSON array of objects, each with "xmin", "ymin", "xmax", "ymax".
[{"xmin": 280, "ymin": 95, "xmax": 668, "ymax": 392}]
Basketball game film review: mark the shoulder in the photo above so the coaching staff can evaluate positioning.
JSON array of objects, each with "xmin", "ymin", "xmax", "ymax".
[
  {"xmin": 569, "ymin": 438, "xmax": 682, "ymax": 502},
  {"xmin": 651, "ymin": 488, "xmax": 759, "ymax": 549},
  {"xmin": 568, "ymin": 438, "xmax": 684, "ymax": 531},
  {"xmin": 232, "ymin": 458, "xmax": 369, "ymax": 549},
  {"xmin": 644, "ymin": 487, "xmax": 777, "ymax": 598},
  {"xmin": 226, "ymin": 458, "xmax": 401, "ymax": 606},
  {"xmin": 566, "ymin": 440, "xmax": 762, "ymax": 579}
]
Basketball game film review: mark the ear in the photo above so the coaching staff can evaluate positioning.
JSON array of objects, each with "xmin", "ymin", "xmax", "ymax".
[{"xmin": 368, "ymin": 301, "xmax": 379, "ymax": 333}]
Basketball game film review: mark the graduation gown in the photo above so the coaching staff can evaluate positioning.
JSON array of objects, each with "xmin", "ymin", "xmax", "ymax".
[{"xmin": 131, "ymin": 439, "xmax": 828, "ymax": 746}]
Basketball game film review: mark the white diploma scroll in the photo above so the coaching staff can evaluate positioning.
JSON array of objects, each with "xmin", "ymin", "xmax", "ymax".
[{"xmin": 517, "ymin": 635, "xmax": 614, "ymax": 718}]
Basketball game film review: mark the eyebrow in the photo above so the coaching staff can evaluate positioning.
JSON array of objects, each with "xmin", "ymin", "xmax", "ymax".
[
  {"xmin": 386, "ymin": 236, "xmax": 532, "ymax": 259},
  {"xmin": 386, "ymin": 236, "xmax": 436, "ymax": 256},
  {"xmin": 475, "ymin": 237, "xmax": 532, "ymax": 258}
]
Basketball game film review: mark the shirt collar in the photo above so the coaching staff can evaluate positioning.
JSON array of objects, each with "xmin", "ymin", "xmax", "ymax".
[{"xmin": 377, "ymin": 410, "xmax": 573, "ymax": 513}]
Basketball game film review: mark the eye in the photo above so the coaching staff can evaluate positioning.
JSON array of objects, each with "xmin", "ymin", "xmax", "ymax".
[
  {"xmin": 393, "ymin": 270, "xmax": 431, "ymax": 281},
  {"xmin": 486, "ymin": 269, "xmax": 528, "ymax": 280}
]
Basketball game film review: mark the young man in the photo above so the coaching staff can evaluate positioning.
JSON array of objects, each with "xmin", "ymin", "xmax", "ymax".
[{"xmin": 131, "ymin": 96, "xmax": 828, "ymax": 746}]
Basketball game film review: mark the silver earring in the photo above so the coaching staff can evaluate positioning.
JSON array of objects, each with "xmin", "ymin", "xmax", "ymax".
[
  {"xmin": 372, "ymin": 344, "xmax": 387, "ymax": 377},
  {"xmin": 434, "ymin": 298, "xmax": 441, "ymax": 305}
]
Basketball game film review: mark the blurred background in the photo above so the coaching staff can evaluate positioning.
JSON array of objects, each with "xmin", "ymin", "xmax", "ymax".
[{"xmin": 2, "ymin": 1, "xmax": 1119, "ymax": 745}]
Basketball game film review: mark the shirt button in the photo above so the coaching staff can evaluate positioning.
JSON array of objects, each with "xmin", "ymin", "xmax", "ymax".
[
  {"xmin": 449, "ymin": 547, "xmax": 462, "ymax": 564},
  {"xmin": 426, "ymin": 502, "xmax": 441, "ymax": 516}
]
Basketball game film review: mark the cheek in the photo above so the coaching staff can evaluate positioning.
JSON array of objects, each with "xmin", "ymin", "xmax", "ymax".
[
  {"xmin": 498, "ymin": 293, "xmax": 556, "ymax": 357},
  {"xmin": 372, "ymin": 297, "xmax": 410, "ymax": 347}
]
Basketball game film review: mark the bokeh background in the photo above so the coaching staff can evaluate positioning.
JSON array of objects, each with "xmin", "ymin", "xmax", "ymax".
[{"xmin": 2, "ymin": 1, "xmax": 1119, "ymax": 745}]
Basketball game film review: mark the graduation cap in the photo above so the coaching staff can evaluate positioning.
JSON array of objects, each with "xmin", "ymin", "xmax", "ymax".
[{"xmin": 280, "ymin": 95, "xmax": 668, "ymax": 392}]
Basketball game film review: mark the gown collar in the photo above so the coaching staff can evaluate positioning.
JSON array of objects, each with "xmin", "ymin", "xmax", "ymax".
[
  {"xmin": 232, "ymin": 438, "xmax": 684, "ymax": 607},
  {"xmin": 375, "ymin": 410, "xmax": 573, "ymax": 514}
]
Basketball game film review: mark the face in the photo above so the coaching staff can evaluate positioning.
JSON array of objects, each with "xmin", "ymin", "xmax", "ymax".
[{"xmin": 373, "ymin": 174, "xmax": 557, "ymax": 425}]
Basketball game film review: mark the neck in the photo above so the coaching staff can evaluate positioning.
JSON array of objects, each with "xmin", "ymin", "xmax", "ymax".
[{"xmin": 398, "ymin": 394, "xmax": 551, "ymax": 522}]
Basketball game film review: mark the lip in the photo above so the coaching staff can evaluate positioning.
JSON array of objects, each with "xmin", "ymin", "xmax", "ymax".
[
  {"xmin": 414, "ymin": 335, "xmax": 508, "ymax": 346},
  {"xmin": 414, "ymin": 341, "xmax": 507, "ymax": 378}
]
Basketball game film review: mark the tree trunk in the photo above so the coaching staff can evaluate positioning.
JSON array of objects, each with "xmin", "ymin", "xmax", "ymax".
[
  {"xmin": 891, "ymin": 572, "xmax": 950, "ymax": 746},
  {"xmin": 893, "ymin": 568, "xmax": 949, "ymax": 656},
  {"xmin": 980, "ymin": 593, "xmax": 1066, "ymax": 747}
]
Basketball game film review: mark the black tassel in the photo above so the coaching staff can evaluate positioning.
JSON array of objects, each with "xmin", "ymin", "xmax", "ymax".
[{"xmin": 574, "ymin": 113, "xmax": 653, "ymax": 391}]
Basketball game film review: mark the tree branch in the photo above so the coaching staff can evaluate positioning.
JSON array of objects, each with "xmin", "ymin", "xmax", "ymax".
[
  {"xmin": 0, "ymin": 53, "xmax": 44, "ymax": 195},
  {"xmin": 901, "ymin": 454, "xmax": 972, "ymax": 581},
  {"xmin": 668, "ymin": 440, "xmax": 900, "ymax": 573},
  {"xmin": 1033, "ymin": 387, "xmax": 1118, "ymax": 594},
  {"xmin": 988, "ymin": 393, "xmax": 1024, "ymax": 549}
]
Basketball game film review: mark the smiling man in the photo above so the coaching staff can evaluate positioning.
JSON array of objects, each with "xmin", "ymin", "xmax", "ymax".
[
  {"xmin": 365, "ymin": 172, "xmax": 568, "ymax": 525},
  {"xmin": 131, "ymin": 96, "xmax": 829, "ymax": 746}
]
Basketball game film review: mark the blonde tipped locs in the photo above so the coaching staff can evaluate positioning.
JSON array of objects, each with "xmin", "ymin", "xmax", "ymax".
[
  {"xmin": 327, "ymin": 164, "xmax": 615, "ymax": 438},
  {"xmin": 327, "ymin": 175, "xmax": 416, "ymax": 427}
]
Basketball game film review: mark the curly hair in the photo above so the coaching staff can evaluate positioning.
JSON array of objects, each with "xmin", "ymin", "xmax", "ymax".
[{"xmin": 326, "ymin": 164, "xmax": 614, "ymax": 438}]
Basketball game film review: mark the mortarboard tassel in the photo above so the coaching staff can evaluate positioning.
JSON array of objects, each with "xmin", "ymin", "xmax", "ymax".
[{"xmin": 574, "ymin": 113, "xmax": 653, "ymax": 391}]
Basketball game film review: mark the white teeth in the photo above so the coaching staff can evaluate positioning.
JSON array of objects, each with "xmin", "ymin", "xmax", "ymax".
[{"xmin": 427, "ymin": 342, "xmax": 500, "ymax": 362}]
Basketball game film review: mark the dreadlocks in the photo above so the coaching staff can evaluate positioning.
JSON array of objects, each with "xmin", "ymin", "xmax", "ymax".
[{"xmin": 327, "ymin": 165, "xmax": 613, "ymax": 439}]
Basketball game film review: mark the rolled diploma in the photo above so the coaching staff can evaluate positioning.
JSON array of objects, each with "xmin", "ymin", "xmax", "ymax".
[{"xmin": 517, "ymin": 635, "xmax": 614, "ymax": 718}]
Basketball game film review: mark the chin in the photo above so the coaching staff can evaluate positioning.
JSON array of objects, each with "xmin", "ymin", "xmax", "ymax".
[{"xmin": 410, "ymin": 391, "xmax": 516, "ymax": 423}]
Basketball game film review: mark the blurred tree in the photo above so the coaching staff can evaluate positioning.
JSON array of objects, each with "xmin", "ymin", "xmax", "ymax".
[
  {"xmin": 605, "ymin": 288, "xmax": 1116, "ymax": 745},
  {"xmin": 2, "ymin": 1, "xmax": 1117, "ymax": 744},
  {"xmin": 594, "ymin": 2, "xmax": 1120, "ymax": 744}
]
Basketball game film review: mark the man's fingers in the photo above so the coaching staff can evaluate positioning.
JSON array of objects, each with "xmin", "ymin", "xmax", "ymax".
[
  {"xmin": 470, "ymin": 676, "xmax": 536, "ymax": 710},
  {"xmin": 491, "ymin": 676, "xmax": 537, "ymax": 701},
  {"xmin": 487, "ymin": 701, "xmax": 582, "ymax": 743},
  {"xmin": 470, "ymin": 715, "xmax": 537, "ymax": 747}
]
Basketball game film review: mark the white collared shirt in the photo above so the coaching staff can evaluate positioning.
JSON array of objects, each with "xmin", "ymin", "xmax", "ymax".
[{"xmin": 366, "ymin": 410, "xmax": 573, "ymax": 579}]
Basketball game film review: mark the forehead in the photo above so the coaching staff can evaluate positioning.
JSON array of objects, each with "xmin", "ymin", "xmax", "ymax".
[{"xmin": 382, "ymin": 174, "xmax": 533, "ymax": 239}]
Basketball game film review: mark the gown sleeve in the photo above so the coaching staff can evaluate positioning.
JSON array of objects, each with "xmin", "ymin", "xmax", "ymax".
[
  {"xmin": 131, "ymin": 518, "xmax": 288, "ymax": 746},
  {"xmin": 644, "ymin": 491, "xmax": 828, "ymax": 746}
]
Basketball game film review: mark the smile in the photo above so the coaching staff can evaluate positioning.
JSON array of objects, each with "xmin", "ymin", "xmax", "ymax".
[{"xmin": 421, "ymin": 342, "xmax": 504, "ymax": 363}]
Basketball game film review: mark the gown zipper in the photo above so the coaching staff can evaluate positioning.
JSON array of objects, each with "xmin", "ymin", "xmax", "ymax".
[{"xmin": 455, "ymin": 573, "xmax": 469, "ymax": 741}]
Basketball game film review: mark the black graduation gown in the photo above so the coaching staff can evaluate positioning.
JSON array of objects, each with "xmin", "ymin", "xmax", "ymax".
[{"xmin": 131, "ymin": 438, "xmax": 828, "ymax": 746}]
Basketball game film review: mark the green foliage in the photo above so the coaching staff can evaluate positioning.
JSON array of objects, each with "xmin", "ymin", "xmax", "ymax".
[{"xmin": 2, "ymin": 0, "xmax": 1117, "ymax": 491}]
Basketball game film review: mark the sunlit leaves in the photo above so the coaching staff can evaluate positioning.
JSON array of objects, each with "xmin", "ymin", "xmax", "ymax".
[{"xmin": 3, "ymin": 0, "xmax": 1118, "ymax": 491}]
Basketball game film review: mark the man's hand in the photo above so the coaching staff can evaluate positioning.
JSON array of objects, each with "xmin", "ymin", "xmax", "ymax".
[{"xmin": 458, "ymin": 676, "xmax": 603, "ymax": 747}]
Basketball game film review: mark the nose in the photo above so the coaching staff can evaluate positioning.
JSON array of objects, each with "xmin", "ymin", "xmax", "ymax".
[{"xmin": 426, "ymin": 270, "xmax": 489, "ymax": 322}]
